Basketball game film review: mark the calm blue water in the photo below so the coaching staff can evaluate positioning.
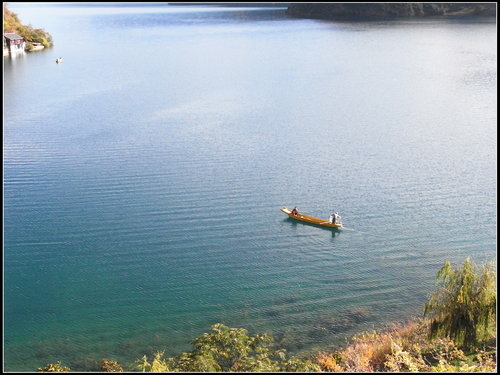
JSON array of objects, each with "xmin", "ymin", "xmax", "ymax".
[{"xmin": 4, "ymin": 3, "xmax": 496, "ymax": 371}]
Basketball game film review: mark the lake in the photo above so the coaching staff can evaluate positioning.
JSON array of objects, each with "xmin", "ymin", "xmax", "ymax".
[{"xmin": 3, "ymin": 3, "xmax": 496, "ymax": 371}]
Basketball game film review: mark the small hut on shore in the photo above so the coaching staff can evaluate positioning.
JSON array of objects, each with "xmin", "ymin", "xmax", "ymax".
[{"xmin": 4, "ymin": 33, "xmax": 26, "ymax": 55}]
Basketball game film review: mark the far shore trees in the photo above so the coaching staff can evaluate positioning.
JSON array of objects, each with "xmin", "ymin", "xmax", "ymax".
[{"xmin": 3, "ymin": 4, "xmax": 53, "ymax": 48}]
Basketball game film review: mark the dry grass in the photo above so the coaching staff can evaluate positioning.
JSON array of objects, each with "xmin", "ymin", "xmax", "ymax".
[
  {"xmin": 314, "ymin": 318, "xmax": 496, "ymax": 372},
  {"xmin": 315, "ymin": 319, "xmax": 425, "ymax": 372}
]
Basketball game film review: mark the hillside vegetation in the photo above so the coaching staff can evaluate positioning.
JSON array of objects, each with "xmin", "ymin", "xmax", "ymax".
[
  {"xmin": 3, "ymin": 4, "xmax": 53, "ymax": 48},
  {"xmin": 286, "ymin": 3, "xmax": 496, "ymax": 21},
  {"xmin": 36, "ymin": 258, "xmax": 496, "ymax": 372}
]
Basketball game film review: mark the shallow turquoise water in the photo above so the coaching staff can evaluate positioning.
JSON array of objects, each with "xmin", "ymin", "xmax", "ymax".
[{"xmin": 4, "ymin": 4, "xmax": 496, "ymax": 371}]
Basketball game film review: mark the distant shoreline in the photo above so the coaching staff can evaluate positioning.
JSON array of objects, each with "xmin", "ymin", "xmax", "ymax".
[
  {"xmin": 286, "ymin": 3, "xmax": 496, "ymax": 21},
  {"xmin": 167, "ymin": 2, "xmax": 289, "ymax": 7}
]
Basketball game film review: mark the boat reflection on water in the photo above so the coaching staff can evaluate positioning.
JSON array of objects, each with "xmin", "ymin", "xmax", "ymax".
[{"xmin": 282, "ymin": 217, "xmax": 342, "ymax": 237}]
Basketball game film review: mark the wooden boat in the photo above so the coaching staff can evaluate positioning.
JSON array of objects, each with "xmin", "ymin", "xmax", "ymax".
[{"xmin": 280, "ymin": 207, "xmax": 343, "ymax": 228}]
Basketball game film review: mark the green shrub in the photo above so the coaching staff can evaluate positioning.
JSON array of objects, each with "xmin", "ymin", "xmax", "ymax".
[
  {"xmin": 136, "ymin": 323, "xmax": 321, "ymax": 372},
  {"xmin": 136, "ymin": 351, "xmax": 171, "ymax": 372},
  {"xmin": 424, "ymin": 258, "xmax": 496, "ymax": 350},
  {"xmin": 384, "ymin": 341, "xmax": 427, "ymax": 372}
]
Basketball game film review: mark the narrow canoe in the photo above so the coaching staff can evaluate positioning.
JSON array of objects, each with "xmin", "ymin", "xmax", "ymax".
[{"xmin": 280, "ymin": 207, "xmax": 343, "ymax": 228}]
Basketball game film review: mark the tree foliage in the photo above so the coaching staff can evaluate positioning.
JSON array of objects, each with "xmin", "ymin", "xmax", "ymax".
[
  {"xmin": 136, "ymin": 323, "xmax": 321, "ymax": 372},
  {"xmin": 3, "ymin": 4, "xmax": 53, "ymax": 47},
  {"xmin": 36, "ymin": 361, "xmax": 70, "ymax": 372},
  {"xmin": 424, "ymin": 258, "xmax": 496, "ymax": 349},
  {"xmin": 100, "ymin": 359, "xmax": 123, "ymax": 372}
]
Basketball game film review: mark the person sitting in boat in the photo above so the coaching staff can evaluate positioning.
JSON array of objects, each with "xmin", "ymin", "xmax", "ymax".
[
  {"xmin": 334, "ymin": 212, "xmax": 341, "ymax": 223},
  {"xmin": 291, "ymin": 207, "xmax": 299, "ymax": 216},
  {"xmin": 330, "ymin": 212, "xmax": 341, "ymax": 224},
  {"xmin": 329, "ymin": 213, "xmax": 336, "ymax": 224}
]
